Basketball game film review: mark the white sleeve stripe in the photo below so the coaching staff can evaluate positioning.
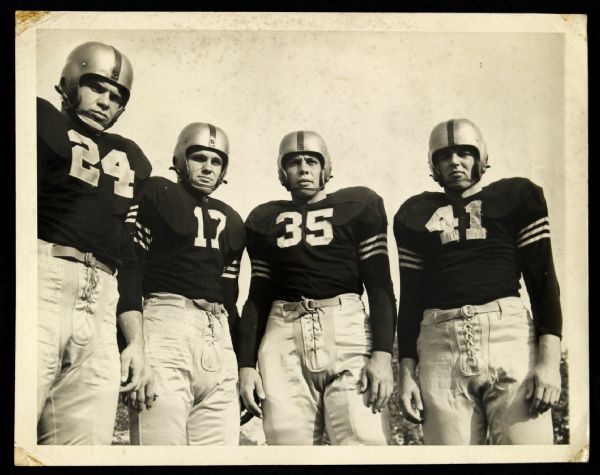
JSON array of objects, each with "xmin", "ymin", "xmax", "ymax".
[
  {"xmin": 358, "ymin": 233, "xmax": 387, "ymax": 247},
  {"xmin": 126, "ymin": 211, "xmax": 137, "ymax": 218},
  {"xmin": 399, "ymin": 262, "xmax": 424, "ymax": 270},
  {"xmin": 221, "ymin": 273, "xmax": 238, "ymax": 279},
  {"xmin": 359, "ymin": 248, "xmax": 388, "ymax": 261},
  {"xmin": 251, "ymin": 264, "xmax": 271, "ymax": 273},
  {"xmin": 135, "ymin": 229, "xmax": 152, "ymax": 243},
  {"xmin": 517, "ymin": 232, "xmax": 550, "ymax": 248},
  {"xmin": 251, "ymin": 271, "xmax": 271, "ymax": 279},
  {"xmin": 231, "ymin": 260, "xmax": 240, "ymax": 265},
  {"xmin": 518, "ymin": 225, "xmax": 550, "ymax": 243},
  {"xmin": 135, "ymin": 221, "xmax": 152, "ymax": 235},
  {"xmin": 128, "ymin": 205, "xmax": 139, "ymax": 211},
  {"xmin": 133, "ymin": 236, "xmax": 148, "ymax": 250},
  {"xmin": 125, "ymin": 217, "xmax": 136, "ymax": 223},
  {"xmin": 224, "ymin": 266, "xmax": 240, "ymax": 272},
  {"xmin": 359, "ymin": 241, "xmax": 388, "ymax": 254},
  {"xmin": 518, "ymin": 217, "xmax": 549, "ymax": 237},
  {"xmin": 399, "ymin": 255, "xmax": 424, "ymax": 264},
  {"xmin": 251, "ymin": 259, "xmax": 270, "ymax": 266},
  {"xmin": 396, "ymin": 246, "xmax": 423, "ymax": 258}
]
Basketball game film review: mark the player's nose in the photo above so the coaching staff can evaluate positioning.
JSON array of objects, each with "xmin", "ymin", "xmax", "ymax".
[{"xmin": 96, "ymin": 91, "xmax": 110, "ymax": 108}]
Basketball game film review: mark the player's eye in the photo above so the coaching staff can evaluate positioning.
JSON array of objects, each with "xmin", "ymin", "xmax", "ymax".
[
  {"xmin": 109, "ymin": 93, "xmax": 123, "ymax": 105},
  {"xmin": 211, "ymin": 157, "xmax": 223, "ymax": 166}
]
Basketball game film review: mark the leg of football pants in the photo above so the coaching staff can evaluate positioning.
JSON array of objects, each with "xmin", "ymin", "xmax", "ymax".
[
  {"xmin": 323, "ymin": 367, "xmax": 390, "ymax": 445},
  {"xmin": 38, "ymin": 253, "xmax": 121, "ymax": 445},
  {"xmin": 129, "ymin": 366, "xmax": 191, "ymax": 445},
  {"xmin": 37, "ymin": 240, "xmax": 64, "ymax": 422},
  {"xmin": 484, "ymin": 298, "xmax": 554, "ymax": 444},
  {"xmin": 258, "ymin": 305, "xmax": 324, "ymax": 445},
  {"xmin": 187, "ymin": 323, "xmax": 240, "ymax": 446},
  {"xmin": 323, "ymin": 296, "xmax": 390, "ymax": 445},
  {"xmin": 417, "ymin": 309, "xmax": 487, "ymax": 445},
  {"xmin": 129, "ymin": 299, "xmax": 193, "ymax": 445}
]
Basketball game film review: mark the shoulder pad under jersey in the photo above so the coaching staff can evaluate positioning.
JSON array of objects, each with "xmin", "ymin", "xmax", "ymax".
[
  {"xmin": 246, "ymin": 200, "xmax": 290, "ymax": 231},
  {"xmin": 327, "ymin": 186, "xmax": 382, "ymax": 225},
  {"xmin": 37, "ymin": 97, "xmax": 73, "ymax": 156},
  {"xmin": 329, "ymin": 186, "xmax": 378, "ymax": 205},
  {"xmin": 482, "ymin": 177, "xmax": 540, "ymax": 218},
  {"xmin": 395, "ymin": 191, "xmax": 447, "ymax": 230},
  {"xmin": 141, "ymin": 177, "xmax": 197, "ymax": 236}
]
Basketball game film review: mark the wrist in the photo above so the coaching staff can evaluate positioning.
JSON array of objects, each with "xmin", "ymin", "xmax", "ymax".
[
  {"xmin": 400, "ymin": 357, "xmax": 418, "ymax": 376},
  {"xmin": 370, "ymin": 350, "xmax": 392, "ymax": 362}
]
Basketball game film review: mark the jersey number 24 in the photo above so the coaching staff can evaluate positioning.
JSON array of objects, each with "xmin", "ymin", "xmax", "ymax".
[{"xmin": 68, "ymin": 129, "xmax": 135, "ymax": 199}]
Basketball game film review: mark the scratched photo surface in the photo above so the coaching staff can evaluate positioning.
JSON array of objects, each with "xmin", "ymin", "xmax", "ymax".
[{"xmin": 15, "ymin": 12, "xmax": 588, "ymax": 465}]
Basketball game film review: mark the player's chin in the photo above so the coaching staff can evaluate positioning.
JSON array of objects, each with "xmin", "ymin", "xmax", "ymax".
[
  {"xmin": 446, "ymin": 177, "xmax": 474, "ymax": 190},
  {"xmin": 291, "ymin": 187, "xmax": 319, "ymax": 198}
]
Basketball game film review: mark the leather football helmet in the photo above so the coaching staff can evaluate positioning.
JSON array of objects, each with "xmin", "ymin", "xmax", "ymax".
[
  {"xmin": 428, "ymin": 118, "xmax": 489, "ymax": 186},
  {"xmin": 56, "ymin": 42, "xmax": 133, "ymax": 129},
  {"xmin": 277, "ymin": 131, "xmax": 332, "ymax": 190}
]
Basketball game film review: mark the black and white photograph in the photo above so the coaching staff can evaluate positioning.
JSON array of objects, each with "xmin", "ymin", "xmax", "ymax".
[{"xmin": 15, "ymin": 11, "xmax": 588, "ymax": 465}]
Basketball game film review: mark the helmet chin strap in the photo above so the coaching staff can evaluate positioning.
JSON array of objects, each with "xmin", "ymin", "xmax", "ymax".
[{"xmin": 75, "ymin": 113, "xmax": 106, "ymax": 132}]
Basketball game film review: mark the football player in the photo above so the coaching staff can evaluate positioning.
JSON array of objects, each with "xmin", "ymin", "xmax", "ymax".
[
  {"xmin": 37, "ymin": 42, "xmax": 152, "ymax": 444},
  {"xmin": 126, "ymin": 123, "xmax": 244, "ymax": 445},
  {"xmin": 238, "ymin": 131, "xmax": 396, "ymax": 445},
  {"xmin": 394, "ymin": 118, "xmax": 562, "ymax": 444}
]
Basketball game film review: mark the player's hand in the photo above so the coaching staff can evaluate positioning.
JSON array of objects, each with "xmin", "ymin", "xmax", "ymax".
[
  {"xmin": 359, "ymin": 351, "xmax": 393, "ymax": 414},
  {"xmin": 239, "ymin": 367, "xmax": 265, "ymax": 418},
  {"xmin": 525, "ymin": 334, "xmax": 561, "ymax": 415},
  {"xmin": 123, "ymin": 365, "xmax": 157, "ymax": 412},
  {"xmin": 119, "ymin": 340, "xmax": 145, "ymax": 393},
  {"xmin": 399, "ymin": 358, "xmax": 424, "ymax": 424},
  {"xmin": 525, "ymin": 361, "xmax": 561, "ymax": 415}
]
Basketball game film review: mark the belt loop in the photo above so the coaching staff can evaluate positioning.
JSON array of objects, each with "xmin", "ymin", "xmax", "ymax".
[
  {"xmin": 432, "ymin": 310, "xmax": 439, "ymax": 326},
  {"xmin": 497, "ymin": 300, "xmax": 503, "ymax": 320}
]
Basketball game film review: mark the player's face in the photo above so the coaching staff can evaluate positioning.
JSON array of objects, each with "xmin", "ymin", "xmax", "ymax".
[
  {"xmin": 77, "ymin": 76, "xmax": 124, "ymax": 128},
  {"xmin": 285, "ymin": 153, "xmax": 323, "ymax": 198},
  {"xmin": 187, "ymin": 149, "xmax": 223, "ymax": 189},
  {"xmin": 436, "ymin": 147, "xmax": 477, "ymax": 189}
]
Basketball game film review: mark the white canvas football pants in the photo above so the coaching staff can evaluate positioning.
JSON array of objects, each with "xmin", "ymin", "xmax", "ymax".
[
  {"xmin": 258, "ymin": 293, "xmax": 391, "ymax": 445},
  {"xmin": 417, "ymin": 296, "xmax": 554, "ymax": 445},
  {"xmin": 37, "ymin": 239, "xmax": 121, "ymax": 445},
  {"xmin": 129, "ymin": 293, "xmax": 239, "ymax": 445}
]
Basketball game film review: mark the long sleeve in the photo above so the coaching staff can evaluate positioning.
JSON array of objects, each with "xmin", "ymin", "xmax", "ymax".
[
  {"xmin": 515, "ymin": 182, "xmax": 562, "ymax": 338},
  {"xmin": 116, "ymin": 178, "xmax": 151, "ymax": 315},
  {"xmin": 394, "ymin": 207, "xmax": 426, "ymax": 361},
  {"xmin": 236, "ymin": 219, "xmax": 275, "ymax": 368},
  {"xmin": 356, "ymin": 193, "xmax": 397, "ymax": 354},
  {"xmin": 221, "ymin": 236, "xmax": 245, "ymax": 350}
]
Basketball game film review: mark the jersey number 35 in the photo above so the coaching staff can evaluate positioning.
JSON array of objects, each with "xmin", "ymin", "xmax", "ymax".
[{"xmin": 276, "ymin": 209, "xmax": 334, "ymax": 248}]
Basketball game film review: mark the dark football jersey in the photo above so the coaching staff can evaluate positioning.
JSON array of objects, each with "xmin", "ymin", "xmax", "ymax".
[
  {"xmin": 394, "ymin": 177, "xmax": 562, "ymax": 359},
  {"xmin": 247, "ymin": 186, "xmax": 389, "ymax": 300},
  {"xmin": 133, "ymin": 176, "xmax": 245, "ymax": 306},
  {"xmin": 237, "ymin": 186, "xmax": 396, "ymax": 366},
  {"xmin": 37, "ymin": 97, "xmax": 152, "ymax": 269}
]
